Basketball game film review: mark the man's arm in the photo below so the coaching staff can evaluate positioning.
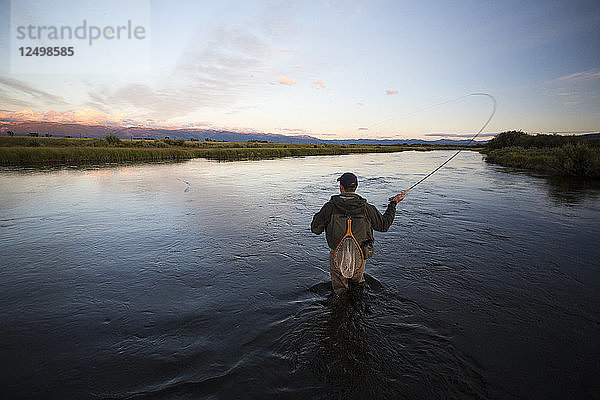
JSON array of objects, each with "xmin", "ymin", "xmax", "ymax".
[
  {"xmin": 311, "ymin": 202, "xmax": 331, "ymax": 234},
  {"xmin": 367, "ymin": 201, "xmax": 397, "ymax": 232},
  {"xmin": 368, "ymin": 190, "xmax": 407, "ymax": 232}
]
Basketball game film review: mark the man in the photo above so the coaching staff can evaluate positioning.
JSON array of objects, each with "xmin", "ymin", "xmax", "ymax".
[{"xmin": 311, "ymin": 172, "xmax": 407, "ymax": 295}]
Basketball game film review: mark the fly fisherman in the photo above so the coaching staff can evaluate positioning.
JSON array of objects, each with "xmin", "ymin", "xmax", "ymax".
[{"xmin": 311, "ymin": 172, "xmax": 407, "ymax": 295}]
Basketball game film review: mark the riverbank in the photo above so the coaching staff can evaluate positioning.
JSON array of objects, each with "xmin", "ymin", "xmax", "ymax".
[
  {"xmin": 0, "ymin": 136, "xmax": 478, "ymax": 166},
  {"xmin": 482, "ymin": 131, "xmax": 600, "ymax": 178}
]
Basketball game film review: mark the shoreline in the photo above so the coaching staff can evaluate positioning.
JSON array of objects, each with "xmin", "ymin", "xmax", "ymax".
[
  {"xmin": 0, "ymin": 136, "xmax": 480, "ymax": 167},
  {"xmin": 480, "ymin": 132, "xmax": 600, "ymax": 179}
]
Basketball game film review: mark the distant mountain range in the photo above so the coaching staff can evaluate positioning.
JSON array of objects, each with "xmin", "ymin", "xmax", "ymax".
[
  {"xmin": 0, "ymin": 120, "xmax": 547, "ymax": 146},
  {"xmin": 1, "ymin": 120, "xmax": 322, "ymax": 143}
]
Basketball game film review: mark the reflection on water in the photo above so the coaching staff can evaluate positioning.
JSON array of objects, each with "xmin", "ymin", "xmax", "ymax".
[
  {"xmin": 1, "ymin": 151, "xmax": 599, "ymax": 400},
  {"xmin": 487, "ymin": 164, "xmax": 600, "ymax": 206},
  {"xmin": 544, "ymin": 175, "xmax": 600, "ymax": 205}
]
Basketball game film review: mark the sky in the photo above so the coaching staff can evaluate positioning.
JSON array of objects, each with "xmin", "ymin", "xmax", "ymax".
[{"xmin": 0, "ymin": 0, "xmax": 599, "ymax": 140}]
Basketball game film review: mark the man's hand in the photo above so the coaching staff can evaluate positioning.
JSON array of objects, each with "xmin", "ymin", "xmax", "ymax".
[{"xmin": 391, "ymin": 190, "xmax": 409, "ymax": 203}]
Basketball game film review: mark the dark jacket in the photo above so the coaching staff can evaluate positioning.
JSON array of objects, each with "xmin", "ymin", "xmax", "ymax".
[{"xmin": 311, "ymin": 192, "xmax": 397, "ymax": 251}]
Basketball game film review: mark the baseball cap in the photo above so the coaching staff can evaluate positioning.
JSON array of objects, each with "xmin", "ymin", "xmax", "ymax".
[{"xmin": 337, "ymin": 172, "xmax": 358, "ymax": 188}]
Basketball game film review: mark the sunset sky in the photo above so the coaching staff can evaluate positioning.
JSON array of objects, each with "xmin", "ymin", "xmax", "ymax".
[{"xmin": 0, "ymin": 0, "xmax": 599, "ymax": 140}]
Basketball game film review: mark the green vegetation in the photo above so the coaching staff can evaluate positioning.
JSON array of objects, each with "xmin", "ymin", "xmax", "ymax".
[
  {"xmin": 482, "ymin": 131, "xmax": 600, "ymax": 178},
  {"xmin": 0, "ymin": 135, "xmax": 477, "ymax": 166},
  {"xmin": 0, "ymin": 146, "xmax": 203, "ymax": 165}
]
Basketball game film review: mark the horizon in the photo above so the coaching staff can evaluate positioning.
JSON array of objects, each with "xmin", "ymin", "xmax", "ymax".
[
  {"xmin": 1, "ymin": 0, "xmax": 599, "ymax": 140},
  {"xmin": 3, "ymin": 119, "xmax": 599, "ymax": 144}
]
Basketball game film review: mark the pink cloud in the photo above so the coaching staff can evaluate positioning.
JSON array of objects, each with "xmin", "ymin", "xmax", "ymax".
[
  {"xmin": 313, "ymin": 80, "xmax": 325, "ymax": 89},
  {"xmin": 278, "ymin": 75, "xmax": 296, "ymax": 85},
  {"xmin": 386, "ymin": 89, "xmax": 398, "ymax": 95},
  {"xmin": 0, "ymin": 108, "xmax": 126, "ymax": 125},
  {"xmin": 0, "ymin": 109, "xmax": 223, "ymax": 131},
  {"xmin": 295, "ymin": 66, "xmax": 302, "ymax": 71}
]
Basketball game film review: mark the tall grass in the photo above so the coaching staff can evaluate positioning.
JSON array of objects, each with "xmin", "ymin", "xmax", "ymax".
[
  {"xmin": 0, "ymin": 146, "xmax": 199, "ymax": 165},
  {"xmin": 484, "ymin": 143, "xmax": 600, "ymax": 178},
  {"xmin": 0, "ymin": 136, "xmax": 478, "ymax": 166}
]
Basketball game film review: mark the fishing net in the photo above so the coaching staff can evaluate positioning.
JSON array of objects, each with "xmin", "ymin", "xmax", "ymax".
[
  {"xmin": 334, "ymin": 236, "xmax": 364, "ymax": 278},
  {"xmin": 334, "ymin": 218, "xmax": 364, "ymax": 278}
]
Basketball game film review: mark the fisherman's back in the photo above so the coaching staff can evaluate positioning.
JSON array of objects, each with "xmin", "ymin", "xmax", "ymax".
[
  {"xmin": 311, "ymin": 172, "xmax": 406, "ymax": 295},
  {"xmin": 311, "ymin": 192, "xmax": 396, "ymax": 255}
]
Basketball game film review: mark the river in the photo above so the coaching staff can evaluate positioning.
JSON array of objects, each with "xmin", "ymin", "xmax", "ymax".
[{"xmin": 1, "ymin": 151, "xmax": 599, "ymax": 399}]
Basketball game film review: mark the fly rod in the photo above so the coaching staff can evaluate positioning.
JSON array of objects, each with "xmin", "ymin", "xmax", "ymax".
[{"xmin": 389, "ymin": 93, "xmax": 497, "ymax": 201}]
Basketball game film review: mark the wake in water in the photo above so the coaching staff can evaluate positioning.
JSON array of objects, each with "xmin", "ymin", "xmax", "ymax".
[
  {"xmin": 271, "ymin": 277, "xmax": 490, "ymax": 400},
  {"xmin": 308, "ymin": 273, "xmax": 384, "ymax": 296}
]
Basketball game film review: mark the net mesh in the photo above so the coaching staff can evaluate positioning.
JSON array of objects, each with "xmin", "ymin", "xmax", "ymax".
[{"xmin": 334, "ymin": 236, "xmax": 363, "ymax": 278}]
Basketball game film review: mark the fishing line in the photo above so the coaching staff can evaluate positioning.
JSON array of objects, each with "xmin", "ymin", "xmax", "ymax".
[
  {"xmin": 366, "ymin": 93, "xmax": 474, "ymax": 129},
  {"xmin": 384, "ymin": 93, "xmax": 497, "ymax": 200}
]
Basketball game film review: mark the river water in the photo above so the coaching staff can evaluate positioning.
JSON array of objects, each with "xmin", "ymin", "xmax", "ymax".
[{"xmin": 1, "ymin": 151, "xmax": 599, "ymax": 399}]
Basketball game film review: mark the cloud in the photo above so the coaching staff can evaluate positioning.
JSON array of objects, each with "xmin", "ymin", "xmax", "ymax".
[
  {"xmin": 386, "ymin": 89, "xmax": 398, "ymax": 95},
  {"xmin": 357, "ymin": 102, "xmax": 364, "ymax": 106},
  {"xmin": 0, "ymin": 108, "xmax": 126, "ymax": 125},
  {"xmin": 325, "ymin": 0, "xmax": 367, "ymax": 18},
  {"xmin": 0, "ymin": 3, "xmax": 309, "ymax": 130},
  {"xmin": 0, "ymin": 90, "xmax": 36, "ymax": 109},
  {"xmin": 278, "ymin": 75, "xmax": 296, "ymax": 85},
  {"xmin": 274, "ymin": 127, "xmax": 311, "ymax": 136},
  {"xmin": 553, "ymin": 70, "xmax": 600, "ymax": 83},
  {"xmin": 85, "ymin": 25, "xmax": 278, "ymax": 120},
  {"xmin": 258, "ymin": 1, "xmax": 299, "ymax": 38},
  {"xmin": 316, "ymin": 132, "xmax": 338, "ymax": 137},
  {"xmin": 0, "ymin": 108, "xmax": 222, "ymax": 130},
  {"xmin": 295, "ymin": 66, "xmax": 303, "ymax": 71},
  {"xmin": 548, "ymin": 130, "xmax": 598, "ymax": 134},
  {"xmin": 312, "ymin": 80, "xmax": 325, "ymax": 89},
  {"xmin": 423, "ymin": 132, "xmax": 497, "ymax": 138},
  {"xmin": 224, "ymin": 105, "xmax": 259, "ymax": 115},
  {"xmin": 357, "ymin": 127, "xmax": 368, "ymax": 131},
  {"xmin": 545, "ymin": 69, "xmax": 600, "ymax": 106},
  {"xmin": 0, "ymin": 75, "xmax": 68, "ymax": 108}
]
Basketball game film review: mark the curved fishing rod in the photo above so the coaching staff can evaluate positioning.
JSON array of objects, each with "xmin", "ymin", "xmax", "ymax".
[{"xmin": 388, "ymin": 93, "xmax": 497, "ymax": 201}]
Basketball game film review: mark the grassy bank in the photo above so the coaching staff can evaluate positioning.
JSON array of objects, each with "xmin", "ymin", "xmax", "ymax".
[
  {"xmin": 482, "ymin": 131, "xmax": 600, "ymax": 178},
  {"xmin": 0, "ymin": 136, "xmax": 477, "ymax": 166},
  {"xmin": 0, "ymin": 146, "xmax": 201, "ymax": 165}
]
